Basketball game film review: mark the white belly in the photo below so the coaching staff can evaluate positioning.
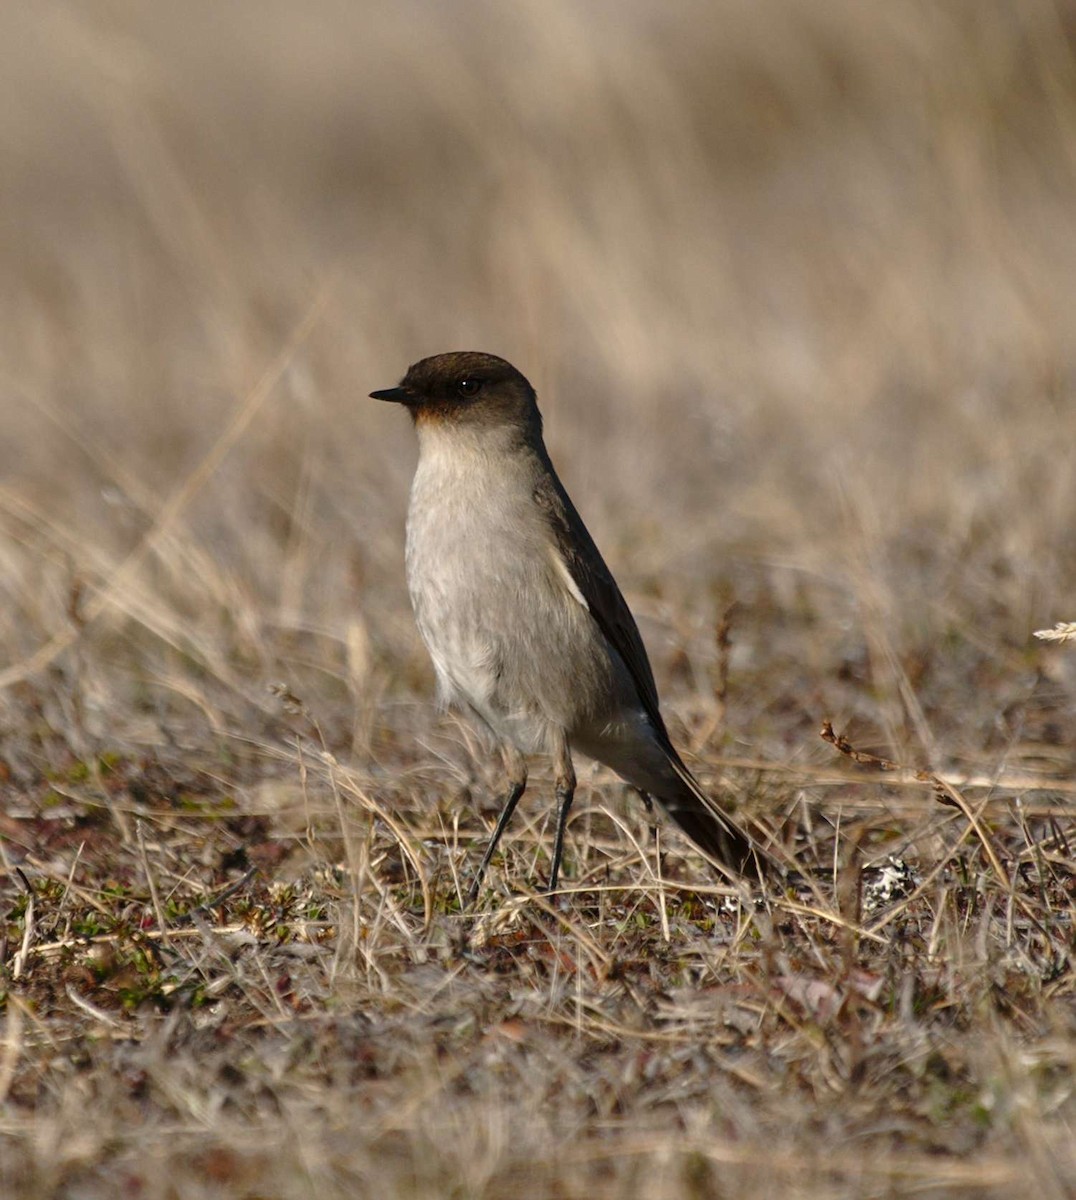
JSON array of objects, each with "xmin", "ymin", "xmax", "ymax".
[{"xmin": 403, "ymin": 429, "xmax": 626, "ymax": 751}]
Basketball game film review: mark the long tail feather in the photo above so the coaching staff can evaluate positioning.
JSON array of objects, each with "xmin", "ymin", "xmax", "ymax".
[{"xmin": 658, "ymin": 753, "xmax": 769, "ymax": 882}]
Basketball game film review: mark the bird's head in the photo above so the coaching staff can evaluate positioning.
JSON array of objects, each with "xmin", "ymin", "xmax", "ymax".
[{"xmin": 371, "ymin": 351, "xmax": 542, "ymax": 438}]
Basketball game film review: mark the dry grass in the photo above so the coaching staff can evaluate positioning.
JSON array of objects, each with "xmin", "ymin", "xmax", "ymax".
[{"xmin": 0, "ymin": 2, "xmax": 1074, "ymax": 1196}]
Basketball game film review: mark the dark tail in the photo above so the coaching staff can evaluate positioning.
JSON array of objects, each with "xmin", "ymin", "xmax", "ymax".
[{"xmin": 657, "ymin": 753, "xmax": 769, "ymax": 883}]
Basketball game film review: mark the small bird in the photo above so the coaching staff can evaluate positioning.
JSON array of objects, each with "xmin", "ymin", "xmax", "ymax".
[{"xmin": 372, "ymin": 352, "xmax": 767, "ymax": 899}]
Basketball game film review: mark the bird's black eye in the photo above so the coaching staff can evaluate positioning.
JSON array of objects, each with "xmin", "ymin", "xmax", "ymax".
[{"xmin": 457, "ymin": 378, "xmax": 483, "ymax": 398}]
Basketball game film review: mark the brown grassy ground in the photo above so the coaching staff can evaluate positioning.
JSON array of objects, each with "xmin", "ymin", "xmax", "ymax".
[{"xmin": 0, "ymin": 3, "xmax": 1074, "ymax": 1196}]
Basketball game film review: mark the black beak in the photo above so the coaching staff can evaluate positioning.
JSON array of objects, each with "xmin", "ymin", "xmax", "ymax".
[{"xmin": 370, "ymin": 386, "xmax": 412, "ymax": 404}]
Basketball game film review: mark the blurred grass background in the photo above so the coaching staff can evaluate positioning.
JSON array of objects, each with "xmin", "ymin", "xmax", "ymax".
[
  {"xmin": 2, "ymin": 0, "xmax": 1074, "ymax": 769},
  {"xmin": 0, "ymin": 5, "xmax": 1074, "ymax": 1196}
]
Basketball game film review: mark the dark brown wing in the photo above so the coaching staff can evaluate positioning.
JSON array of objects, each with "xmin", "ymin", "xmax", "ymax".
[
  {"xmin": 532, "ymin": 460, "xmax": 670, "ymax": 742},
  {"xmin": 533, "ymin": 455, "xmax": 770, "ymax": 882}
]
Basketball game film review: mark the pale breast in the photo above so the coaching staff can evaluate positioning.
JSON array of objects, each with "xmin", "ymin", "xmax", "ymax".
[
  {"xmin": 405, "ymin": 435, "xmax": 530, "ymax": 718},
  {"xmin": 403, "ymin": 428, "xmax": 623, "ymax": 746}
]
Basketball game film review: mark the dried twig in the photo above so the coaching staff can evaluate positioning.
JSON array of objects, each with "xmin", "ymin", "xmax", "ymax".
[
  {"xmin": 820, "ymin": 721, "xmax": 934, "ymax": 783},
  {"xmin": 11, "ymin": 868, "xmax": 35, "ymax": 980},
  {"xmin": 821, "ymin": 723, "xmax": 1016, "ymax": 892}
]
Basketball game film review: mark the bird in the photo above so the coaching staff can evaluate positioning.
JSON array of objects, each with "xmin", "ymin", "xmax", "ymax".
[{"xmin": 371, "ymin": 351, "xmax": 768, "ymax": 900}]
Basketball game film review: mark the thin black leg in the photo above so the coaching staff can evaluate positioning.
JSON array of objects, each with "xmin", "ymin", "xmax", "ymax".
[
  {"xmin": 546, "ymin": 738, "xmax": 577, "ymax": 893},
  {"xmin": 468, "ymin": 745, "xmax": 527, "ymax": 904},
  {"xmin": 546, "ymin": 778, "xmax": 576, "ymax": 893}
]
